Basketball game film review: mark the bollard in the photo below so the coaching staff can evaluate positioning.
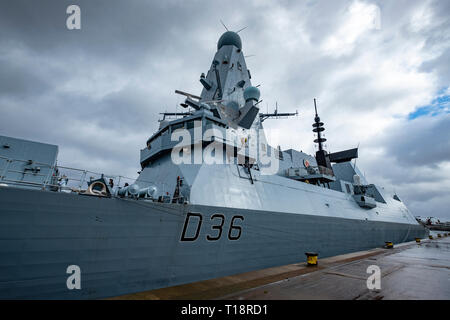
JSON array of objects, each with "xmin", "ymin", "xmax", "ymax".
[
  {"xmin": 438, "ymin": 234, "xmax": 441, "ymax": 238},
  {"xmin": 385, "ymin": 241, "xmax": 394, "ymax": 249},
  {"xmin": 429, "ymin": 235, "xmax": 433, "ymax": 240},
  {"xmin": 415, "ymin": 238, "xmax": 421, "ymax": 243},
  {"xmin": 305, "ymin": 252, "xmax": 318, "ymax": 266}
]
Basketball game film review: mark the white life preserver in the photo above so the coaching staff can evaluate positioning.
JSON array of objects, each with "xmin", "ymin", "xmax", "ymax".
[{"xmin": 87, "ymin": 181, "xmax": 107, "ymax": 196}]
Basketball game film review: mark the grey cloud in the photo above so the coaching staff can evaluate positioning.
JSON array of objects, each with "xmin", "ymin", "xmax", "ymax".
[
  {"xmin": 358, "ymin": 114, "xmax": 450, "ymax": 220},
  {"xmin": 383, "ymin": 116, "xmax": 450, "ymax": 168},
  {"xmin": 0, "ymin": 58, "xmax": 51, "ymax": 97}
]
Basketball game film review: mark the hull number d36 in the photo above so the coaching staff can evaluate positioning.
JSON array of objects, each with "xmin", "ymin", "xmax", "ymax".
[{"xmin": 180, "ymin": 212, "xmax": 244, "ymax": 242}]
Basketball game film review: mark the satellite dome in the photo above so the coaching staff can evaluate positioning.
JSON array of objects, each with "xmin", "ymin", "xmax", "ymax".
[
  {"xmin": 243, "ymin": 86, "xmax": 260, "ymax": 102},
  {"xmin": 217, "ymin": 31, "xmax": 242, "ymax": 50}
]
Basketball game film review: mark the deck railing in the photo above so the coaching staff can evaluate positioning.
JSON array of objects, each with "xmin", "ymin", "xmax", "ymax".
[{"xmin": 0, "ymin": 155, "xmax": 167, "ymax": 195}]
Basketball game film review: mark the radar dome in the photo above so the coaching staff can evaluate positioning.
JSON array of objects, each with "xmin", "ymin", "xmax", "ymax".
[
  {"xmin": 243, "ymin": 86, "xmax": 260, "ymax": 102},
  {"xmin": 217, "ymin": 31, "xmax": 242, "ymax": 50}
]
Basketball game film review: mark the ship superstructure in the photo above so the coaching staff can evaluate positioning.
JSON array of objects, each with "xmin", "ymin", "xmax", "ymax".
[{"xmin": 130, "ymin": 31, "xmax": 415, "ymax": 223}]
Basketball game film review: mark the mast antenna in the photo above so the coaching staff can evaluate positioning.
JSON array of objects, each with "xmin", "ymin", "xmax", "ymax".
[
  {"xmin": 220, "ymin": 20, "xmax": 229, "ymax": 31},
  {"xmin": 236, "ymin": 26, "xmax": 248, "ymax": 33},
  {"xmin": 312, "ymin": 98, "xmax": 326, "ymax": 152},
  {"xmin": 314, "ymin": 98, "xmax": 319, "ymax": 117},
  {"xmin": 259, "ymin": 102, "xmax": 298, "ymax": 123}
]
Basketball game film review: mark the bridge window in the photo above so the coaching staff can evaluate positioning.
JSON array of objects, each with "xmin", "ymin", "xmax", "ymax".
[
  {"xmin": 345, "ymin": 184, "xmax": 351, "ymax": 194},
  {"xmin": 261, "ymin": 143, "xmax": 266, "ymax": 152},
  {"xmin": 205, "ymin": 118, "xmax": 226, "ymax": 128},
  {"xmin": 171, "ymin": 122, "xmax": 184, "ymax": 131}
]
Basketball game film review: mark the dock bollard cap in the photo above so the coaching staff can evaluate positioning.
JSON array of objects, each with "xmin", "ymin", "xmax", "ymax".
[
  {"xmin": 305, "ymin": 252, "xmax": 318, "ymax": 266},
  {"xmin": 385, "ymin": 241, "xmax": 394, "ymax": 248}
]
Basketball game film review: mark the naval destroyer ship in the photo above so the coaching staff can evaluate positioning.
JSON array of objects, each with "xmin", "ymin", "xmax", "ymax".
[{"xmin": 0, "ymin": 31, "xmax": 428, "ymax": 299}]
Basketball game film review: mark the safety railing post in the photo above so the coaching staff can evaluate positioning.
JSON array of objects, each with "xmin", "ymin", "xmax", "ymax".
[
  {"xmin": 42, "ymin": 164, "xmax": 54, "ymax": 190},
  {"xmin": 79, "ymin": 170, "xmax": 87, "ymax": 190},
  {"xmin": 0, "ymin": 159, "xmax": 12, "ymax": 181}
]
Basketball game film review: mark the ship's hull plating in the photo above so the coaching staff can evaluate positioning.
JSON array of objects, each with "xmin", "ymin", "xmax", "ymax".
[{"xmin": 0, "ymin": 187, "xmax": 427, "ymax": 299}]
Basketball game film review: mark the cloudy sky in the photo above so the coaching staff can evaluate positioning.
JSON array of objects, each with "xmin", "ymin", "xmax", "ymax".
[{"xmin": 0, "ymin": 0, "xmax": 449, "ymax": 219}]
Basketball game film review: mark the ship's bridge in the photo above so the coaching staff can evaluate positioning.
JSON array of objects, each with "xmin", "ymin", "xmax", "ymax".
[{"xmin": 140, "ymin": 108, "xmax": 257, "ymax": 168}]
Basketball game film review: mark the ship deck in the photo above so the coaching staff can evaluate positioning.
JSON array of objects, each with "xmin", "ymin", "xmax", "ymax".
[{"xmin": 110, "ymin": 231, "xmax": 449, "ymax": 300}]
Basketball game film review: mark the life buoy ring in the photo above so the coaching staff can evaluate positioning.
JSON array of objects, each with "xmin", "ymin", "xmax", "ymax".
[
  {"xmin": 87, "ymin": 181, "xmax": 107, "ymax": 196},
  {"xmin": 303, "ymin": 159, "xmax": 310, "ymax": 168}
]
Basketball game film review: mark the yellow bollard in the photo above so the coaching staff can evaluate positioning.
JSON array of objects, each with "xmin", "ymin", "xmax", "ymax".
[
  {"xmin": 438, "ymin": 234, "xmax": 441, "ymax": 238},
  {"xmin": 415, "ymin": 238, "xmax": 421, "ymax": 243},
  {"xmin": 305, "ymin": 252, "xmax": 318, "ymax": 266},
  {"xmin": 385, "ymin": 241, "xmax": 394, "ymax": 249},
  {"xmin": 429, "ymin": 235, "xmax": 433, "ymax": 240}
]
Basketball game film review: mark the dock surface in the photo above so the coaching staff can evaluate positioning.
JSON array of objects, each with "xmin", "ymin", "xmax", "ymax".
[{"xmin": 111, "ymin": 234, "xmax": 450, "ymax": 300}]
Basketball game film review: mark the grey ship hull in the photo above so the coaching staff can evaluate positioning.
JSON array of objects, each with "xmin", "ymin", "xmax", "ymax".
[{"xmin": 0, "ymin": 186, "xmax": 427, "ymax": 299}]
